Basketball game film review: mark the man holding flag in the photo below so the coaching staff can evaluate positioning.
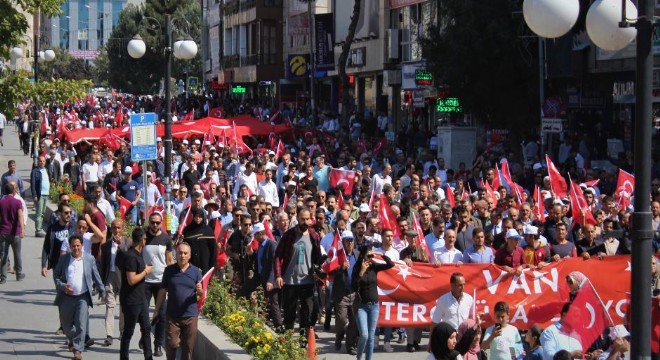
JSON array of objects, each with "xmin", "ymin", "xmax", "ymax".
[{"xmin": 329, "ymin": 230, "xmax": 359, "ymax": 355}]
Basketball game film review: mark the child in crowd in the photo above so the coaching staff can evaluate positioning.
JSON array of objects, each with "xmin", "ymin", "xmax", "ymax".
[{"xmin": 481, "ymin": 301, "xmax": 523, "ymax": 360}]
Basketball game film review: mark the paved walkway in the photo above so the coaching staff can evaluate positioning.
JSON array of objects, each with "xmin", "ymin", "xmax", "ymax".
[{"xmin": 0, "ymin": 125, "xmax": 429, "ymax": 359}]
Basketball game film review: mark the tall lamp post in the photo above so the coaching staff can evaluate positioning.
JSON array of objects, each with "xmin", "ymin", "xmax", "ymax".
[
  {"xmin": 523, "ymin": 1, "xmax": 653, "ymax": 359},
  {"xmin": 126, "ymin": 15, "xmax": 198, "ymax": 230},
  {"xmin": 10, "ymin": 28, "xmax": 56, "ymax": 165}
]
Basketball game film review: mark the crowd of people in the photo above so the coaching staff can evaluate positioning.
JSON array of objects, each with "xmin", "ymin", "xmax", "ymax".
[{"xmin": 0, "ymin": 92, "xmax": 659, "ymax": 360}]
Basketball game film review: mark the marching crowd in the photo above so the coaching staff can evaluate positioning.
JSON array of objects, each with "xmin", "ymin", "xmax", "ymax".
[{"xmin": 0, "ymin": 93, "xmax": 659, "ymax": 360}]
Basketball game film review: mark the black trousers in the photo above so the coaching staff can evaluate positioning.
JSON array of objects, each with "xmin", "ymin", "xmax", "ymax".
[
  {"xmin": 282, "ymin": 283, "xmax": 314, "ymax": 331},
  {"xmin": 120, "ymin": 302, "xmax": 153, "ymax": 360},
  {"xmin": 145, "ymin": 282, "xmax": 166, "ymax": 347}
]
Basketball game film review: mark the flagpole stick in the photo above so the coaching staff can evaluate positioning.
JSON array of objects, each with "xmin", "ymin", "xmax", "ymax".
[{"xmin": 586, "ymin": 279, "xmax": 616, "ymax": 327}]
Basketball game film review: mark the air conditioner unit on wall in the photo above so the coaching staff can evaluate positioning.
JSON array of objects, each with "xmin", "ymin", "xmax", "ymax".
[{"xmin": 387, "ymin": 29, "xmax": 400, "ymax": 61}]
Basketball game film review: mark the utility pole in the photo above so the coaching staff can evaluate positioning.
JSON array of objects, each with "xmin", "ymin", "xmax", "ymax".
[{"xmin": 308, "ymin": 0, "xmax": 316, "ymax": 126}]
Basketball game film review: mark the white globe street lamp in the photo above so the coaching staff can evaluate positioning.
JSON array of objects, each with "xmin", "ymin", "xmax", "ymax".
[
  {"xmin": 177, "ymin": 38, "xmax": 198, "ymax": 60},
  {"xmin": 127, "ymin": 35, "xmax": 147, "ymax": 59},
  {"xmin": 10, "ymin": 47, "xmax": 23, "ymax": 60},
  {"xmin": 586, "ymin": 0, "xmax": 638, "ymax": 51},
  {"xmin": 522, "ymin": 0, "xmax": 580, "ymax": 38},
  {"xmin": 44, "ymin": 49, "xmax": 56, "ymax": 62}
]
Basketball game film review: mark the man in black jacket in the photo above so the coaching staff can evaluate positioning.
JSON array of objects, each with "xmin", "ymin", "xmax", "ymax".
[{"xmin": 331, "ymin": 230, "xmax": 359, "ymax": 355}]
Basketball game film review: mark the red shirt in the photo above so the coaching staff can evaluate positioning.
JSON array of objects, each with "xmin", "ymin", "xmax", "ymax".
[{"xmin": 494, "ymin": 246, "xmax": 525, "ymax": 267}]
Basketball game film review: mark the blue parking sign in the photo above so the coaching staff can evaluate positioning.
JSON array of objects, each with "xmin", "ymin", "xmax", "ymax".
[{"xmin": 130, "ymin": 113, "xmax": 157, "ymax": 161}]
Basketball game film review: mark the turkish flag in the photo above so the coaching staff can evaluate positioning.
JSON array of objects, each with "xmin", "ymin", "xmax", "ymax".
[
  {"xmin": 330, "ymin": 169, "xmax": 357, "ymax": 196},
  {"xmin": 197, "ymin": 267, "xmax": 215, "ymax": 313},
  {"xmin": 275, "ymin": 139, "xmax": 285, "ymax": 162},
  {"xmin": 492, "ymin": 163, "xmax": 502, "ymax": 191},
  {"xmin": 209, "ymin": 107, "xmax": 223, "ymax": 118},
  {"xmin": 511, "ymin": 182, "xmax": 525, "ymax": 208},
  {"xmin": 119, "ymin": 196, "xmax": 132, "ymax": 219},
  {"xmin": 446, "ymin": 184, "xmax": 455, "ymax": 208},
  {"xmin": 482, "ymin": 179, "xmax": 497, "ymax": 204},
  {"xmin": 652, "ymin": 298, "xmax": 660, "ymax": 353},
  {"xmin": 263, "ymin": 218, "xmax": 275, "ymax": 241},
  {"xmin": 100, "ymin": 129, "xmax": 121, "ymax": 151},
  {"xmin": 527, "ymin": 300, "xmax": 566, "ymax": 325},
  {"xmin": 182, "ymin": 111, "xmax": 194, "ymax": 122},
  {"xmin": 177, "ymin": 206, "xmax": 193, "ymax": 236},
  {"xmin": 115, "ymin": 106, "xmax": 123, "ymax": 127},
  {"xmin": 614, "ymin": 169, "xmax": 635, "ymax": 210},
  {"xmin": 373, "ymin": 137, "xmax": 388, "ymax": 156},
  {"xmin": 545, "ymin": 154, "xmax": 568, "ymax": 199},
  {"xmin": 500, "ymin": 159, "xmax": 514, "ymax": 185},
  {"xmin": 583, "ymin": 179, "xmax": 600, "ymax": 188},
  {"xmin": 40, "ymin": 113, "xmax": 48, "ymax": 134},
  {"xmin": 268, "ymin": 132, "xmax": 277, "ymax": 150},
  {"xmin": 321, "ymin": 230, "xmax": 345, "ymax": 274},
  {"xmin": 203, "ymin": 127, "xmax": 215, "ymax": 152},
  {"xmin": 563, "ymin": 281, "xmax": 612, "ymax": 351},
  {"xmin": 569, "ymin": 179, "xmax": 597, "ymax": 227},
  {"xmin": 533, "ymin": 185, "xmax": 547, "ymax": 223},
  {"xmin": 412, "ymin": 213, "xmax": 432, "ymax": 260},
  {"xmin": 378, "ymin": 194, "xmax": 400, "ymax": 239}
]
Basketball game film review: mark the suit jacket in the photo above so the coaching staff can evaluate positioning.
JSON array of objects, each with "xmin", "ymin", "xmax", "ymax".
[
  {"xmin": 99, "ymin": 237, "xmax": 129, "ymax": 285},
  {"xmin": 256, "ymin": 239, "xmax": 277, "ymax": 283},
  {"xmin": 331, "ymin": 248, "xmax": 360, "ymax": 304},
  {"xmin": 53, "ymin": 252, "xmax": 106, "ymax": 307},
  {"xmin": 47, "ymin": 158, "xmax": 62, "ymax": 183}
]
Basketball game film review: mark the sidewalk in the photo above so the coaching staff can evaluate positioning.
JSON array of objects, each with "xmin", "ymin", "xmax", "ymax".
[{"xmin": 0, "ymin": 126, "xmax": 429, "ymax": 359}]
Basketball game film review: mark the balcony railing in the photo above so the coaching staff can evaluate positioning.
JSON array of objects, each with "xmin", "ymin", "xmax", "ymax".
[{"xmin": 222, "ymin": 0, "xmax": 256, "ymax": 16}]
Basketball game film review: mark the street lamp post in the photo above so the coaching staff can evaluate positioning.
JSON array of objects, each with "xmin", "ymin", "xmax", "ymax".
[
  {"xmin": 523, "ymin": 1, "xmax": 653, "ymax": 359},
  {"xmin": 127, "ymin": 15, "xmax": 198, "ymax": 231}
]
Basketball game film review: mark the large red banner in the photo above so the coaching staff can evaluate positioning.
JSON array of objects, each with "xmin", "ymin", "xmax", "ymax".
[{"xmin": 376, "ymin": 256, "xmax": 630, "ymax": 328}]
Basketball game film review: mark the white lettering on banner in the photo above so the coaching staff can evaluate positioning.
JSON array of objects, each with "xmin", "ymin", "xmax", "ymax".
[
  {"xmin": 483, "ymin": 268, "xmax": 560, "ymax": 295},
  {"xmin": 511, "ymin": 305, "xmax": 529, "ymax": 323},
  {"xmin": 483, "ymin": 269, "xmax": 508, "ymax": 295},
  {"xmin": 508, "ymin": 270, "xmax": 532, "ymax": 295},
  {"xmin": 532, "ymin": 269, "xmax": 559, "ymax": 293},
  {"xmin": 383, "ymin": 302, "xmax": 395, "ymax": 320},
  {"xmin": 398, "ymin": 302, "xmax": 410, "ymax": 321},
  {"xmin": 413, "ymin": 304, "xmax": 427, "ymax": 322}
]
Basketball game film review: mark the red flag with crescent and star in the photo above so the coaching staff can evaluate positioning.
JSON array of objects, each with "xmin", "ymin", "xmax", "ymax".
[
  {"xmin": 378, "ymin": 194, "xmax": 400, "ymax": 239},
  {"xmin": 562, "ymin": 281, "xmax": 613, "ymax": 351},
  {"xmin": 321, "ymin": 229, "xmax": 346, "ymax": 274},
  {"xmin": 533, "ymin": 185, "xmax": 547, "ymax": 223},
  {"xmin": 569, "ymin": 179, "xmax": 597, "ymax": 227},
  {"xmin": 118, "ymin": 196, "xmax": 132, "ymax": 220},
  {"xmin": 546, "ymin": 154, "xmax": 568, "ymax": 199},
  {"xmin": 614, "ymin": 169, "xmax": 635, "ymax": 210},
  {"xmin": 197, "ymin": 268, "xmax": 215, "ymax": 313},
  {"xmin": 330, "ymin": 169, "xmax": 357, "ymax": 196},
  {"xmin": 445, "ymin": 184, "xmax": 455, "ymax": 208}
]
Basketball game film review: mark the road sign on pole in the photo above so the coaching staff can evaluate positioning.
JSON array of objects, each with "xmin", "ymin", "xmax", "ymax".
[{"xmin": 130, "ymin": 113, "xmax": 158, "ymax": 161}]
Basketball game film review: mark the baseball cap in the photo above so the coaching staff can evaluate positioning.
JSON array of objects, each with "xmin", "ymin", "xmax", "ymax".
[
  {"xmin": 156, "ymin": 137, "xmax": 162, "ymax": 142},
  {"xmin": 404, "ymin": 229, "xmax": 418, "ymax": 237},
  {"xmin": 182, "ymin": 139, "xmax": 189, "ymax": 145},
  {"xmin": 194, "ymin": 139, "xmax": 201, "ymax": 145},
  {"xmin": 523, "ymin": 225, "xmax": 539, "ymax": 236},
  {"xmin": 505, "ymin": 228, "xmax": 522, "ymax": 240},
  {"xmin": 341, "ymin": 230, "xmax": 355, "ymax": 240},
  {"xmin": 533, "ymin": 163, "xmax": 544, "ymax": 171},
  {"xmin": 124, "ymin": 166, "xmax": 133, "ymax": 174},
  {"xmin": 358, "ymin": 204, "xmax": 371, "ymax": 213},
  {"xmin": 251, "ymin": 222, "xmax": 266, "ymax": 236},
  {"xmin": 146, "ymin": 171, "xmax": 152, "ymax": 177},
  {"xmin": 209, "ymin": 211, "xmax": 221, "ymax": 220},
  {"xmin": 287, "ymin": 180, "xmax": 297, "ymax": 187},
  {"xmin": 268, "ymin": 150, "xmax": 275, "ymax": 156},
  {"xmin": 172, "ymin": 184, "xmax": 180, "ymax": 190}
]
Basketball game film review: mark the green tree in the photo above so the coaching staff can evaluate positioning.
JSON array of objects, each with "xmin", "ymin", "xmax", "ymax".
[
  {"xmin": 420, "ymin": 0, "xmax": 537, "ymax": 130},
  {"xmin": 38, "ymin": 48, "xmax": 93, "ymax": 80},
  {"xmin": 91, "ymin": 47, "xmax": 110, "ymax": 86},
  {"xmin": 0, "ymin": 0, "xmax": 65, "ymax": 59},
  {"xmin": 103, "ymin": 0, "xmax": 201, "ymax": 94}
]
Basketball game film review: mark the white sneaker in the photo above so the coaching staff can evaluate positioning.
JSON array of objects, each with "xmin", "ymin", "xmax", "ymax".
[{"xmin": 382, "ymin": 343, "xmax": 394, "ymax": 353}]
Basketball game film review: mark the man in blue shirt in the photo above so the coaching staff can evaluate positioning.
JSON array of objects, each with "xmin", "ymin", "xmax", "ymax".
[
  {"xmin": 153, "ymin": 242, "xmax": 202, "ymax": 360},
  {"xmin": 117, "ymin": 167, "xmax": 141, "ymax": 225}
]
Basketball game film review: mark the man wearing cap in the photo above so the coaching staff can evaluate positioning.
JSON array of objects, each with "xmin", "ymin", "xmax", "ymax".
[
  {"xmin": 103, "ymin": 161, "xmax": 123, "ymax": 210},
  {"xmin": 117, "ymin": 167, "xmax": 141, "ymax": 225},
  {"xmin": 494, "ymin": 229, "xmax": 526, "ymax": 275},
  {"xmin": 99, "ymin": 149, "xmax": 115, "ymax": 182},
  {"xmin": 330, "ymin": 230, "xmax": 359, "ymax": 354},
  {"xmin": 242, "ymin": 222, "xmax": 283, "ymax": 331},
  {"xmin": 521, "ymin": 225, "xmax": 550, "ymax": 270}
]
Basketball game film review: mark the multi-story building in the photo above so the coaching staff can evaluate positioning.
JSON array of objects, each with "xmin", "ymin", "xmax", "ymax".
[
  {"xmin": 217, "ymin": 0, "xmax": 284, "ymax": 103},
  {"xmin": 42, "ymin": 0, "xmax": 143, "ymax": 61}
]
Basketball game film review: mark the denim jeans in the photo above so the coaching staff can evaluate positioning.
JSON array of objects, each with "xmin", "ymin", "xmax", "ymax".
[
  {"xmin": 0, "ymin": 235, "xmax": 21, "ymax": 280},
  {"xmin": 356, "ymin": 303, "xmax": 379, "ymax": 360},
  {"xmin": 35, "ymin": 196, "xmax": 47, "ymax": 233}
]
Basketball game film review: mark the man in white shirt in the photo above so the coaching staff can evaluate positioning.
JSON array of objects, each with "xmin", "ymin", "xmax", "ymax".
[
  {"xmin": 0, "ymin": 111, "xmax": 6, "ymax": 146},
  {"xmin": 431, "ymin": 272, "xmax": 474, "ymax": 330},
  {"xmin": 257, "ymin": 169, "xmax": 279, "ymax": 208},
  {"xmin": 232, "ymin": 161, "xmax": 257, "ymax": 199},
  {"xmin": 81, "ymin": 154, "xmax": 100, "ymax": 197},
  {"xmin": 370, "ymin": 163, "xmax": 392, "ymax": 196},
  {"xmin": 98, "ymin": 149, "xmax": 114, "ymax": 182},
  {"xmin": 434, "ymin": 229, "xmax": 463, "ymax": 264}
]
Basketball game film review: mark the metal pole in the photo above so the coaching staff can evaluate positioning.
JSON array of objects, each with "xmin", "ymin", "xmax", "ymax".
[
  {"xmin": 308, "ymin": 0, "xmax": 316, "ymax": 126},
  {"xmin": 631, "ymin": 0, "xmax": 653, "ymax": 359},
  {"xmin": 538, "ymin": 37, "xmax": 545, "ymax": 157},
  {"xmin": 33, "ymin": 9, "xmax": 40, "ymax": 167},
  {"xmin": 143, "ymin": 160, "xmax": 150, "ymax": 227},
  {"xmin": 164, "ymin": 14, "xmax": 173, "ymax": 234}
]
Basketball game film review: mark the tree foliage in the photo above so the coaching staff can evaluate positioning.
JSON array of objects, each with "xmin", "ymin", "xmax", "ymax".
[
  {"xmin": 420, "ymin": 0, "xmax": 537, "ymax": 130},
  {"xmin": 0, "ymin": 0, "xmax": 65, "ymax": 59},
  {"xmin": 0, "ymin": 70, "xmax": 92, "ymax": 116},
  {"xmin": 100, "ymin": 0, "xmax": 201, "ymax": 94},
  {"xmin": 38, "ymin": 48, "xmax": 93, "ymax": 81}
]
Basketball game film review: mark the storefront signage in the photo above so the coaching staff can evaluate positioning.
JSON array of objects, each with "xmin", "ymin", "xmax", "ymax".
[
  {"xmin": 402, "ymin": 61, "xmax": 427, "ymax": 90},
  {"xmin": 231, "ymin": 85, "xmax": 247, "ymax": 94},
  {"xmin": 613, "ymin": 81, "xmax": 635, "ymax": 104},
  {"xmin": 415, "ymin": 69, "xmax": 433, "ymax": 86},
  {"xmin": 287, "ymin": 54, "xmax": 309, "ymax": 79},
  {"xmin": 436, "ymin": 97, "xmax": 462, "ymax": 113},
  {"xmin": 315, "ymin": 13, "xmax": 335, "ymax": 71},
  {"xmin": 347, "ymin": 47, "xmax": 366, "ymax": 68}
]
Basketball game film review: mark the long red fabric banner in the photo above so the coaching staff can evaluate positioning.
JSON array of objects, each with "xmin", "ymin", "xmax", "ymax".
[{"xmin": 376, "ymin": 255, "xmax": 630, "ymax": 328}]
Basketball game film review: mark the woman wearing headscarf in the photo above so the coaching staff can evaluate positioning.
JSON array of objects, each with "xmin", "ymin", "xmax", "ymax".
[
  {"xmin": 351, "ymin": 241, "xmax": 394, "ymax": 360},
  {"xmin": 456, "ymin": 318, "xmax": 487, "ymax": 360},
  {"xmin": 565, "ymin": 271, "xmax": 588, "ymax": 301},
  {"xmin": 428, "ymin": 321, "xmax": 462, "ymax": 360},
  {"xmin": 183, "ymin": 208, "xmax": 217, "ymax": 274}
]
